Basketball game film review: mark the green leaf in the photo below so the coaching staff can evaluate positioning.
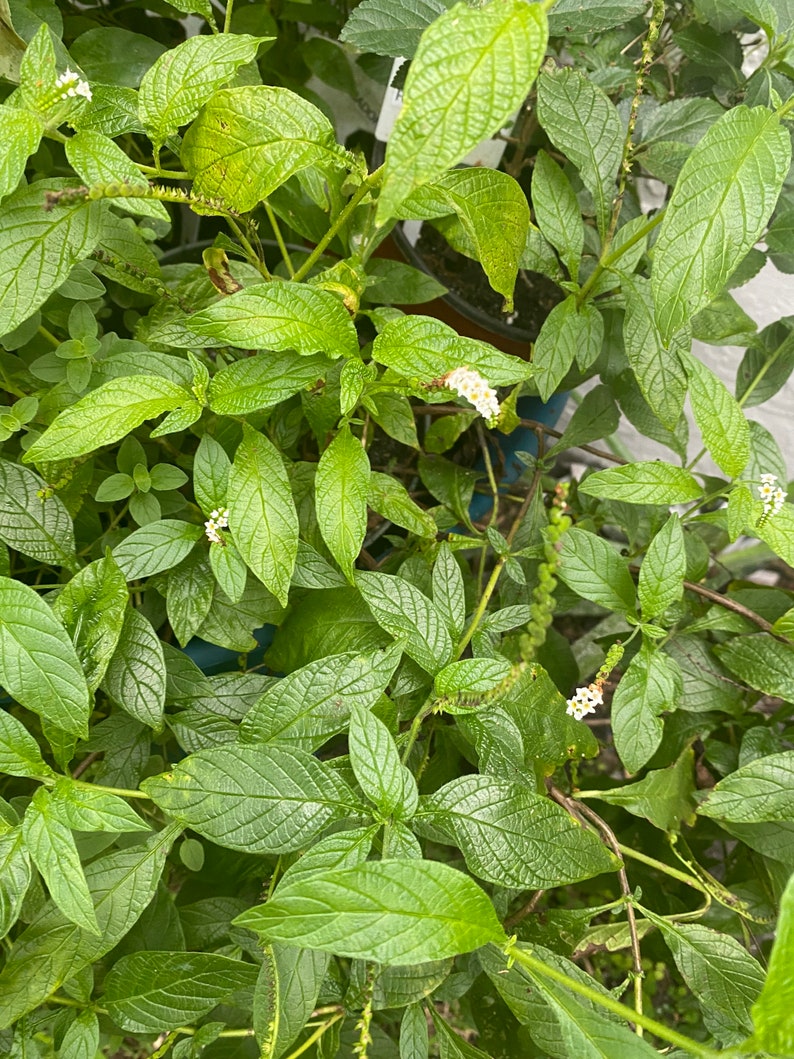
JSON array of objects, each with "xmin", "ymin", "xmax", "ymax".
[
  {"xmin": 368, "ymin": 472, "xmax": 438, "ymax": 538},
  {"xmin": 714, "ymin": 634, "xmax": 794, "ymax": 701},
  {"xmin": 748, "ymin": 870, "xmax": 794, "ymax": 1055},
  {"xmin": 0, "ymin": 105, "xmax": 41, "ymax": 202},
  {"xmin": 584, "ymin": 747, "xmax": 696, "ymax": 831},
  {"xmin": 182, "ymin": 86, "xmax": 349, "ymax": 212},
  {"xmin": 400, "ymin": 1003, "xmax": 429, "ymax": 1059},
  {"xmin": 432, "ymin": 1013, "xmax": 490, "ymax": 1059},
  {"xmin": 254, "ymin": 945, "xmax": 330, "ymax": 1059},
  {"xmin": 0, "ymin": 709, "xmax": 54, "ymax": 780},
  {"xmin": 579, "ymin": 461, "xmax": 703, "ymax": 505},
  {"xmin": 228, "ymin": 425, "xmax": 298, "ymax": 606},
  {"xmin": 113, "ymin": 520, "xmax": 202, "ymax": 581},
  {"xmin": 104, "ymin": 951, "xmax": 258, "ymax": 1032},
  {"xmin": 533, "ymin": 297, "xmax": 603, "ymax": 401},
  {"xmin": 698, "ymin": 750, "xmax": 794, "ymax": 823},
  {"xmin": 139, "ymin": 34, "xmax": 267, "ymax": 144},
  {"xmin": 418, "ymin": 775, "xmax": 616, "ymax": 888},
  {"xmin": 685, "ymin": 354, "xmax": 750, "ymax": 477},
  {"xmin": 756, "ymin": 501, "xmax": 794, "ymax": 568},
  {"xmin": 531, "ymin": 150, "xmax": 584, "ymax": 281},
  {"xmin": 378, "ymin": 0, "xmax": 548, "ymax": 220},
  {"xmin": 0, "ymin": 829, "xmax": 31, "ymax": 941},
  {"xmin": 639, "ymin": 515, "xmax": 686, "ymax": 617},
  {"xmin": 621, "ymin": 274, "xmax": 688, "ymax": 430},
  {"xmin": 0, "ymin": 577, "xmax": 91, "ymax": 737},
  {"xmin": 22, "ymin": 788, "xmax": 99, "ymax": 935},
  {"xmin": 434, "ymin": 657, "xmax": 511, "ymax": 699},
  {"xmin": 278, "ymin": 827, "xmax": 377, "ymax": 890},
  {"xmin": 363, "ymin": 258, "xmax": 448, "ymax": 305},
  {"xmin": 432, "ymin": 542, "xmax": 466, "ymax": 641},
  {"xmin": 240, "ymin": 644, "xmax": 402, "ymax": 750},
  {"xmin": 0, "ymin": 459, "xmax": 76, "ymax": 569},
  {"xmin": 0, "ymin": 181, "xmax": 104, "ymax": 336},
  {"xmin": 234, "ymin": 859, "xmax": 506, "ymax": 964},
  {"xmin": 167, "ymin": 551, "xmax": 214, "ymax": 646},
  {"xmin": 142, "ymin": 745, "xmax": 360, "ymax": 854},
  {"xmin": 556, "ymin": 528, "xmax": 636, "ymax": 614},
  {"xmin": 192, "ymin": 434, "xmax": 230, "ymax": 514},
  {"xmin": 102, "ymin": 607, "xmax": 166, "ymax": 728},
  {"xmin": 357, "ymin": 571, "xmax": 453, "ymax": 674},
  {"xmin": 24, "ymin": 376, "xmax": 193, "ymax": 463},
  {"xmin": 184, "ymin": 283, "xmax": 358, "ymax": 359},
  {"xmin": 65, "ymin": 130, "xmax": 169, "ymax": 221},
  {"xmin": 642, "ymin": 911, "xmax": 764, "ymax": 1040},
  {"xmin": 58, "ymin": 1012, "xmax": 98, "ymax": 1059},
  {"xmin": 209, "ymin": 351, "xmax": 333, "ymax": 416},
  {"xmin": 536, "ymin": 68, "xmax": 623, "ymax": 239},
  {"xmin": 545, "ymin": 386, "xmax": 619, "ymax": 460},
  {"xmin": 49, "ymin": 778, "xmax": 149, "ymax": 833},
  {"xmin": 340, "ymin": 0, "xmax": 453, "ymax": 57},
  {"xmin": 0, "ymin": 830, "xmax": 173, "ymax": 1029},
  {"xmin": 53, "ymin": 554, "xmax": 128, "ymax": 693},
  {"xmin": 350, "ymin": 702, "xmax": 417, "ymax": 819},
  {"xmin": 612, "ymin": 646, "xmax": 681, "ymax": 773},
  {"xmin": 652, "ymin": 105, "xmax": 791, "ymax": 343},
  {"xmin": 372, "ymin": 314, "xmax": 533, "ymax": 387},
  {"xmin": 547, "ymin": 0, "xmax": 648, "ymax": 33},
  {"xmin": 316, "ymin": 426, "xmax": 370, "ymax": 583}
]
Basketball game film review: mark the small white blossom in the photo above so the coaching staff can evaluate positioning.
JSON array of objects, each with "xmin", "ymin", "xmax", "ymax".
[
  {"xmin": 444, "ymin": 366, "xmax": 501, "ymax": 424},
  {"xmin": 54, "ymin": 68, "xmax": 92, "ymax": 101},
  {"xmin": 566, "ymin": 683, "xmax": 604, "ymax": 721},
  {"xmin": 758, "ymin": 473, "xmax": 786, "ymax": 519},
  {"xmin": 204, "ymin": 507, "xmax": 229, "ymax": 544}
]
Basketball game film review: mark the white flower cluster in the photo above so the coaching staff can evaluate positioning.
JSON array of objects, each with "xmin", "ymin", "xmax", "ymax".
[
  {"xmin": 444, "ymin": 366, "xmax": 501, "ymax": 424},
  {"xmin": 55, "ymin": 69, "xmax": 92, "ymax": 101},
  {"xmin": 758, "ymin": 473, "xmax": 786, "ymax": 519},
  {"xmin": 566, "ymin": 683, "xmax": 603, "ymax": 721},
  {"xmin": 204, "ymin": 507, "xmax": 229, "ymax": 544}
]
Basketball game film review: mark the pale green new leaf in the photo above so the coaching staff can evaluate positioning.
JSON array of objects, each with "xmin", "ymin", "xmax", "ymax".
[
  {"xmin": 685, "ymin": 354, "xmax": 750, "ymax": 477},
  {"xmin": 652, "ymin": 105, "xmax": 790, "ymax": 342},
  {"xmin": 0, "ymin": 577, "xmax": 91, "ymax": 737},
  {"xmin": 65, "ymin": 130, "xmax": 168, "ymax": 221},
  {"xmin": 183, "ymin": 283, "xmax": 358, "ymax": 359},
  {"xmin": 240, "ymin": 644, "xmax": 402, "ymax": 750},
  {"xmin": 698, "ymin": 750, "xmax": 794, "ymax": 822},
  {"xmin": 612, "ymin": 647, "xmax": 681, "ymax": 773},
  {"xmin": 234, "ymin": 859, "xmax": 506, "ymax": 964},
  {"xmin": 209, "ymin": 351, "xmax": 333, "ymax": 416},
  {"xmin": 536, "ymin": 68, "xmax": 623, "ymax": 239},
  {"xmin": 372, "ymin": 314, "xmax": 534, "ymax": 387},
  {"xmin": 24, "ymin": 376, "xmax": 193, "ymax": 463},
  {"xmin": 0, "ymin": 709, "xmax": 54, "ymax": 780},
  {"xmin": 142, "ymin": 745, "xmax": 360, "ymax": 853},
  {"xmin": 340, "ymin": 0, "xmax": 453, "ymax": 57},
  {"xmin": 0, "ymin": 459, "xmax": 76, "ymax": 569},
  {"xmin": 357, "ymin": 571, "xmax": 453, "ymax": 674},
  {"xmin": 378, "ymin": 0, "xmax": 548, "ymax": 220},
  {"xmin": 192, "ymin": 434, "xmax": 230, "ymax": 515},
  {"xmin": 0, "ymin": 105, "xmax": 41, "ymax": 202},
  {"xmin": 22, "ymin": 789, "xmax": 99, "ymax": 935},
  {"xmin": 579, "ymin": 461, "xmax": 703, "ymax": 505},
  {"xmin": 228, "ymin": 425, "xmax": 298, "ymax": 606},
  {"xmin": 112, "ymin": 520, "xmax": 202, "ymax": 581},
  {"xmin": 0, "ymin": 181, "xmax": 105, "ymax": 336},
  {"xmin": 182, "ymin": 86, "xmax": 349, "ymax": 212},
  {"xmin": 102, "ymin": 607, "xmax": 166, "ymax": 728},
  {"xmin": 349, "ymin": 702, "xmax": 417, "ymax": 819},
  {"xmin": 434, "ymin": 657, "xmax": 511, "ymax": 699},
  {"xmin": 639, "ymin": 515, "xmax": 686, "ymax": 617},
  {"xmin": 557, "ymin": 528, "xmax": 636, "ymax": 613},
  {"xmin": 418, "ymin": 775, "xmax": 616, "ymax": 888},
  {"xmin": 104, "ymin": 951, "xmax": 258, "ymax": 1032},
  {"xmin": 139, "ymin": 34, "xmax": 268, "ymax": 144},
  {"xmin": 53, "ymin": 554, "xmax": 128, "ymax": 693},
  {"xmin": 531, "ymin": 150, "xmax": 584, "ymax": 281},
  {"xmin": 368, "ymin": 472, "xmax": 438, "ymax": 538},
  {"xmin": 714, "ymin": 634, "xmax": 794, "ymax": 701},
  {"xmin": 315, "ymin": 426, "xmax": 370, "ymax": 583},
  {"xmin": 748, "ymin": 870, "xmax": 794, "ymax": 1055}
]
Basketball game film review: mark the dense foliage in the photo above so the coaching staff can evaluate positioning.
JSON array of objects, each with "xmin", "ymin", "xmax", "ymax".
[{"xmin": 1, "ymin": 0, "xmax": 794, "ymax": 1056}]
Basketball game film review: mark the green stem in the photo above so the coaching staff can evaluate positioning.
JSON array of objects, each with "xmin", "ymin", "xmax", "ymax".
[
  {"xmin": 455, "ymin": 556, "xmax": 506, "ymax": 657},
  {"xmin": 615, "ymin": 841, "xmax": 709, "ymax": 893},
  {"xmin": 507, "ymin": 945, "xmax": 722, "ymax": 1058},
  {"xmin": 38, "ymin": 326, "xmax": 61, "ymax": 348},
  {"xmin": 227, "ymin": 217, "xmax": 272, "ymax": 281},
  {"xmin": 400, "ymin": 693, "xmax": 436, "ymax": 765},
  {"xmin": 71, "ymin": 778, "xmax": 151, "ymax": 801},
  {"xmin": 135, "ymin": 164, "xmax": 189, "ymax": 179},
  {"xmin": 223, "ymin": 0, "xmax": 235, "ymax": 32},
  {"xmin": 577, "ymin": 210, "xmax": 665, "ymax": 308},
  {"xmin": 292, "ymin": 166, "xmax": 384, "ymax": 283},
  {"xmin": 264, "ymin": 201, "xmax": 295, "ymax": 277},
  {"xmin": 282, "ymin": 1013, "xmax": 345, "ymax": 1059}
]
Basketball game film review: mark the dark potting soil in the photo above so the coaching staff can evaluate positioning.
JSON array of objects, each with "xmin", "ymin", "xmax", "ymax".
[{"xmin": 415, "ymin": 223, "xmax": 564, "ymax": 343}]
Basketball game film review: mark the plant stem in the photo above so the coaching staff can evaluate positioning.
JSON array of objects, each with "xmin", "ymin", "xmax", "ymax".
[
  {"xmin": 455, "ymin": 556, "xmax": 506, "ymax": 657},
  {"xmin": 615, "ymin": 842, "xmax": 709, "ymax": 893},
  {"xmin": 227, "ymin": 217, "xmax": 272, "ymax": 280},
  {"xmin": 135, "ymin": 165, "xmax": 189, "ymax": 179},
  {"xmin": 282, "ymin": 1013, "xmax": 345, "ymax": 1059},
  {"xmin": 71, "ymin": 778, "xmax": 151, "ymax": 800},
  {"xmin": 223, "ymin": 0, "xmax": 235, "ymax": 32},
  {"xmin": 577, "ymin": 210, "xmax": 665, "ymax": 307},
  {"xmin": 507, "ymin": 945, "xmax": 723, "ymax": 1058},
  {"xmin": 292, "ymin": 166, "xmax": 384, "ymax": 283},
  {"xmin": 264, "ymin": 201, "xmax": 295, "ymax": 276}
]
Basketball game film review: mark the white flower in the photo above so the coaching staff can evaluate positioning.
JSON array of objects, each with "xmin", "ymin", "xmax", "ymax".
[
  {"xmin": 758, "ymin": 474, "xmax": 786, "ymax": 519},
  {"xmin": 204, "ymin": 507, "xmax": 229, "ymax": 544},
  {"xmin": 54, "ymin": 68, "xmax": 92, "ymax": 101},
  {"xmin": 565, "ymin": 683, "xmax": 604, "ymax": 721},
  {"xmin": 444, "ymin": 366, "xmax": 501, "ymax": 424}
]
